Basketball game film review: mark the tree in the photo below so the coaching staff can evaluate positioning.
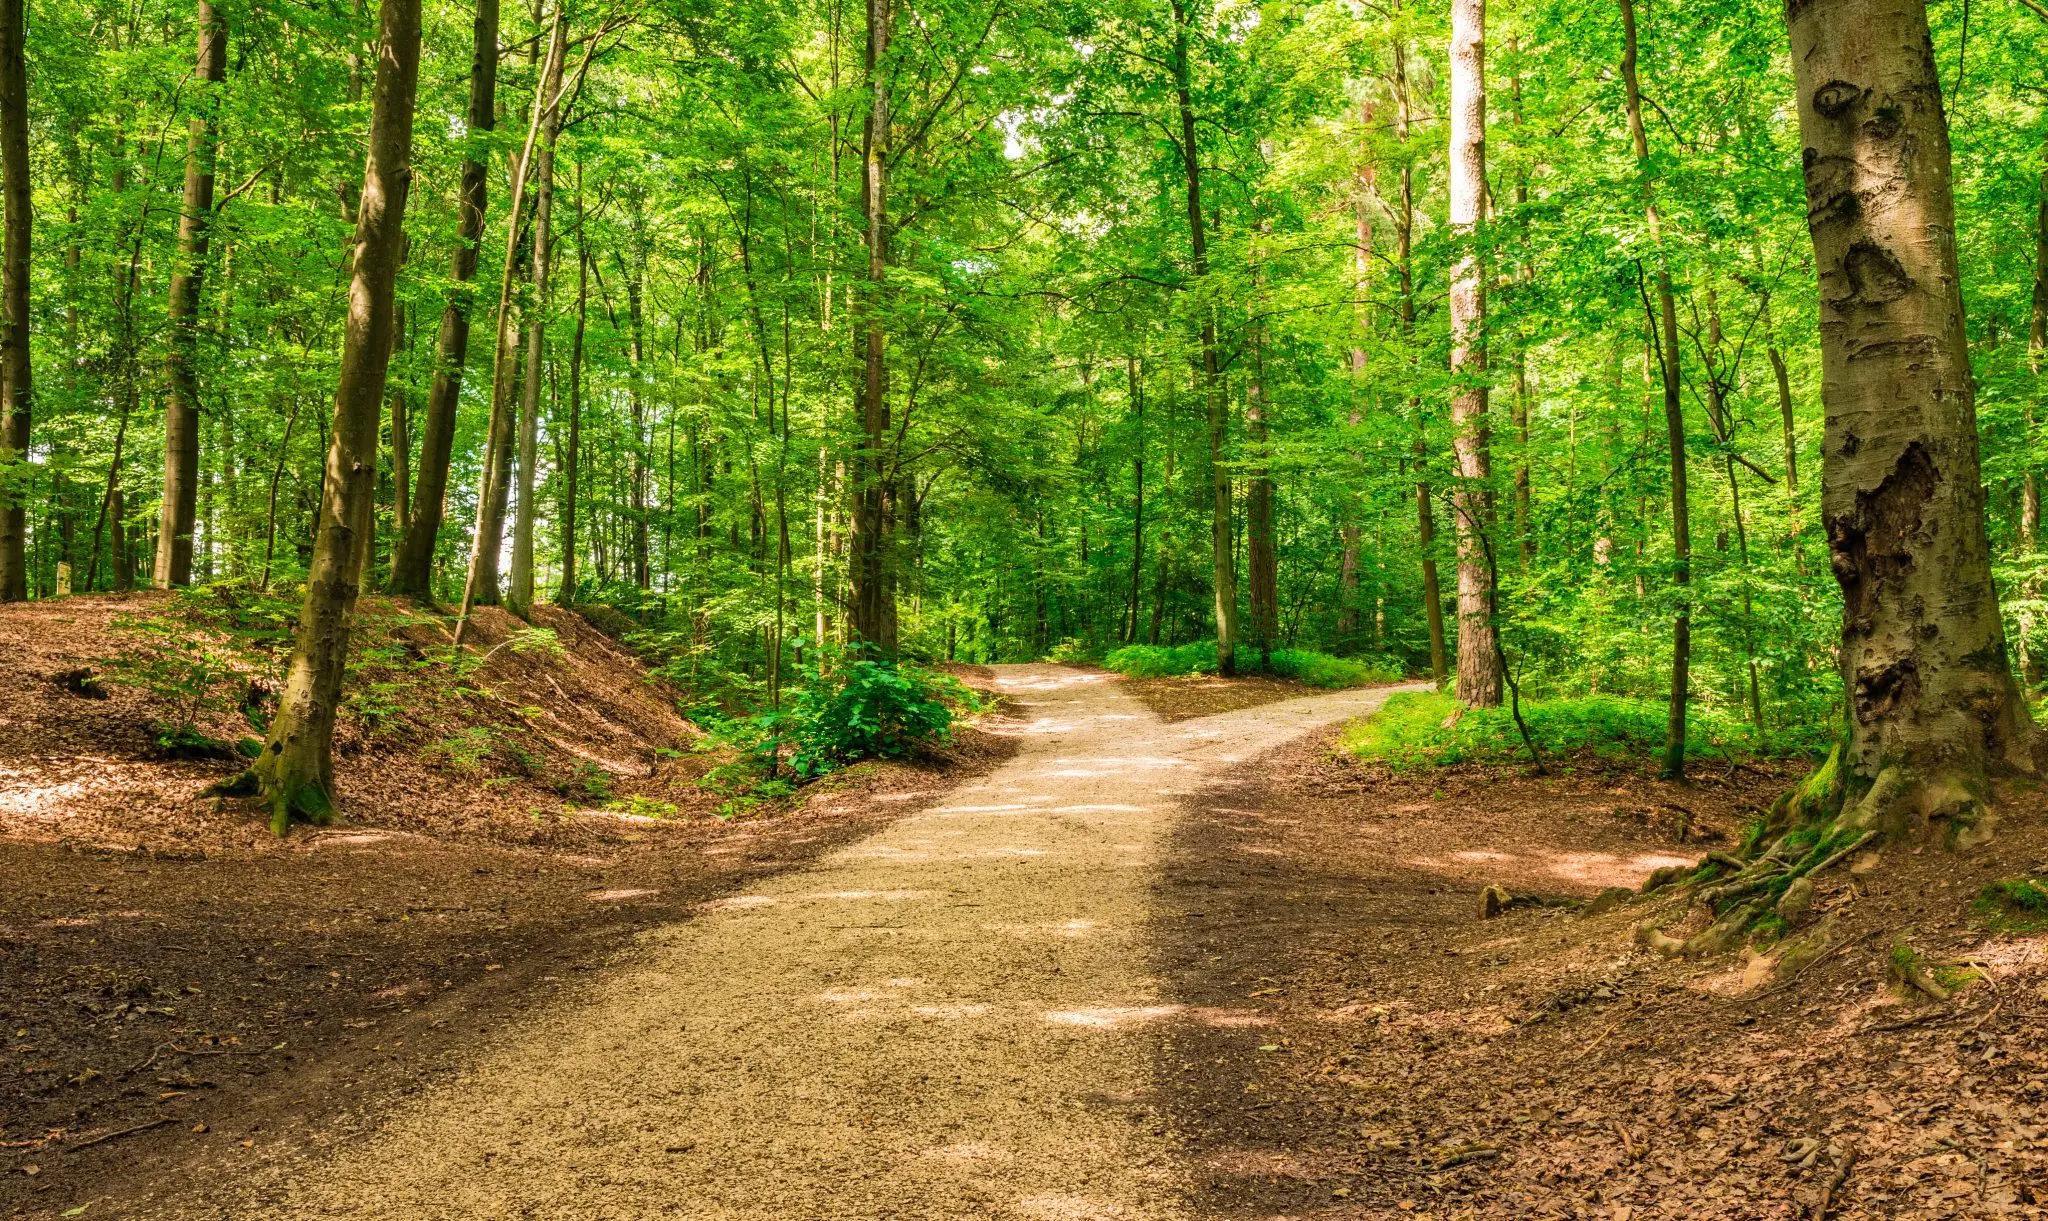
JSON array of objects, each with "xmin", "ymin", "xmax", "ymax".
[
  {"xmin": 224, "ymin": 0, "xmax": 423, "ymax": 830},
  {"xmin": 848, "ymin": 0, "xmax": 895, "ymax": 652},
  {"xmin": 154, "ymin": 0, "xmax": 227, "ymax": 589},
  {"xmin": 507, "ymin": 13, "xmax": 567, "ymax": 616},
  {"xmin": 1785, "ymin": 0, "xmax": 2037, "ymax": 834},
  {"xmin": 390, "ymin": 0, "xmax": 498, "ymax": 600},
  {"xmin": 0, "ymin": 0, "xmax": 27, "ymax": 602},
  {"xmin": 1447, "ymin": 0, "xmax": 1498, "ymax": 706},
  {"xmin": 1618, "ymin": 0, "xmax": 1691, "ymax": 775}
]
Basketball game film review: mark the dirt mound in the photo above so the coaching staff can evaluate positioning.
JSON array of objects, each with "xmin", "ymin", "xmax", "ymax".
[{"xmin": 0, "ymin": 592, "xmax": 721, "ymax": 852}]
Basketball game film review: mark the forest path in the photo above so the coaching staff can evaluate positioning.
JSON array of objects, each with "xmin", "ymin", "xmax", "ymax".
[{"xmin": 202, "ymin": 666, "xmax": 1415, "ymax": 1220}]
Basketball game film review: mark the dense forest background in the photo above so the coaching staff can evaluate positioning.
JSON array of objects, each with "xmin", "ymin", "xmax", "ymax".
[{"xmin": 6, "ymin": 0, "xmax": 2047, "ymax": 739}]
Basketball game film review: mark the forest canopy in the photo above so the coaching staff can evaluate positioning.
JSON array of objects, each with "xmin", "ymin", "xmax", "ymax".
[{"xmin": 2, "ymin": 0, "xmax": 2045, "ymax": 797}]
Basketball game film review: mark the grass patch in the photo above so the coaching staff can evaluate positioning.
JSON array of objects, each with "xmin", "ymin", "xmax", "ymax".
[
  {"xmin": 1341, "ymin": 691, "xmax": 1805, "ymax": 771},
  {"xmin": 1102, "ymin": 641, "xmax": 1403, "ymax": 688}
]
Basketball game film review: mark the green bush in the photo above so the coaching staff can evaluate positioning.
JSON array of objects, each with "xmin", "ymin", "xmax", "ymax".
[
  {"xmin": 1102, "ymin": 640, "xmax": 1221, "ymax": 677},
  {"xmin": 1343, "ymin": 690, "xmax": 1810, "ymax": 771},
  {"xmin": 784, "ymin": 659, "xmax": 965, "ymax": 776}
]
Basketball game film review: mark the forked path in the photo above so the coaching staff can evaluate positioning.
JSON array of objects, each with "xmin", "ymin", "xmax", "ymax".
[{"xmin": 198, "ymin": 666, "xmax": 1415, "ymax": 1220}]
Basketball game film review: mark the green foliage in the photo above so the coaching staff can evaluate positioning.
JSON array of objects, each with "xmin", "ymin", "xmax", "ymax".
[
  {"xmin": 1343, "ymin": 691, "xmax": 1811, "ymax": 772},
  {"xmin": 782, "ymin": 659, "xmax": 966, "ymax": 778},
  {"xmin": 1102, "ymin": 641, "xmax": 1221, "ymax": 677},
  {"xmin": 422, "ymin": 726, "xmax": 536, "ymax": 778},
  {"xmin": 1264, "ymin": 650, "xmax": 1405, "ymax": 688},
  {"xmin": 604, "ymin": 795, "xmax": 680, "ymax": 820},
  {"xmin": 98, "ymin": 612, "xmax": 245, "ymax": 757}
]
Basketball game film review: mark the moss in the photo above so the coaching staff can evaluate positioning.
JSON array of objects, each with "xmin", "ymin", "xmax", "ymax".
[
  {"xmin": 1973, "ymin": 876, "xmax": 2048, "ymax": 931},
  {"xmin": 1749, "ymin": 912, "xmax": 1787, "ymax": 947}
]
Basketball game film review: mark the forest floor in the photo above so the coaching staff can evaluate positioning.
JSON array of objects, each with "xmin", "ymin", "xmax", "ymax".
[
  {"xmin": 0, "ymin": 596, "xmax": 1019, "ymax": 1216},
  {"xmin": 4, "ymin": 648, "xmax": 2045, "ymax": 1219}
]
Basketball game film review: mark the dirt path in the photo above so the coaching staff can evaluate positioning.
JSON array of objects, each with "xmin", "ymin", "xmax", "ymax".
[{"xmin": 162, "ymin": 665, "xmax": 1414, "ymax": 1220}]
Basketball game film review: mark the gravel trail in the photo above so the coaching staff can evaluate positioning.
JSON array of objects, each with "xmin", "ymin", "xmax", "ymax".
[{"xmin": 196, "ymin": 666, "xmax": 1414, "ymax": 1220}]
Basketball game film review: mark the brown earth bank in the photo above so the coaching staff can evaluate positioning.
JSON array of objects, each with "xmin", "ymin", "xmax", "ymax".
[
  {"xmin": 0, "ymin": 594, "xmax": 1019, "ymax": 1216},
  {"xmin": 1153, "ymin": 732, "xmax": 2048, "ymax": 1220}
]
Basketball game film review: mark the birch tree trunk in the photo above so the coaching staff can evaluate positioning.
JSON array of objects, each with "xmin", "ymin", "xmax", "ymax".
[
  {"xmin": 0, "ymin": 0, "xmax": 28, "ymax": 602},
  {"xmin": 1785, "ymin": 0, "xmax": 2037, "ymax": 838},
  {"xmin": 390, "ymin": 0, "xmax": 497, "ymax": 598},
  {"xmin": 155, "ymin": 0, "xmax": 227, "ymax": 589},
  {"xmin": 226, "ymin": 0, "xmax": 421, "ymax": 831},
  {"xmin": 1447, "ymin": 0, "xmax": 1500, "ymax": 707}
]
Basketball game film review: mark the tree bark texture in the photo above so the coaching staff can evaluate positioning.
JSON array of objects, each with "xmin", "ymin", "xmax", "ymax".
[
  {"xmin": 155, "ymin": 0, "xmax": 227, "ymax": 589},
  {"xmin": 1786, "ymin": 0, "xmax": 2037, "ymax": 833},
  {"xmin": 390, "ymin": 0, "xmax": 497, "ymax": 598},
  {"xmin": 243, "ymin": 0, "xmax": 421, "ymax": 830},
  {"xmin": 0, "ymin": 0, "xmax": 29, "ymax": 601},
  {"xmin": 1447, "ymin": 0, "xmax": 1499, "ymax": 707},
  {"xmin": 1395, "ymin": 40, "xmax": 1448, "ymax": 687}
]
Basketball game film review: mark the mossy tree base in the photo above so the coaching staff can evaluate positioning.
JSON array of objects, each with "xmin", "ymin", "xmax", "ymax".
[{"xmin": 1636, "ymin": 741, "xmax": 2009, "ymax": 960}]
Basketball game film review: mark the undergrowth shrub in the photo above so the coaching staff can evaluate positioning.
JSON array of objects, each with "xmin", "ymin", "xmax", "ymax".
[
  {"xmin": 693, "ymin": 652, "xmax": 982, "ymax": 815},
  {"xmin": 1343, "ymin": 691, "xmax": 1816, "ymax": 771}
]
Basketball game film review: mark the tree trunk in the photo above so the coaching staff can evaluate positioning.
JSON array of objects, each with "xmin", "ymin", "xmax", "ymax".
[
  {"xmin": 557, "ymin": 227, "xmax": 587, "ymax": 606},
  {"xmin": 388, "ymin": 300, "xmax": 409, "ymax": 540},
  {"xmin": 1246, "ymin": 284, "xmax": 1277, "ymax": 665},
  {"xmin": 1446, "ymin": 0, "xmax": 1498, "ymax": 706},
  {"xmin": 1620, "ymin": 0, "xmax": 1691, "ymax": 777},
  {"xmin": 1126, "ymin": 355, "xmax": 1145, "ymax": 644},
  {"xmin": 625, "ymin": 208, "xmax": 650, "ymax": 590},
  {"xmin": 848, "ymin": 0, "xmax": 894, "ymax": 652},
  {"xmin": 1394, "ymin": 40, "xmax": 1448, "ymax": 688},
  {"xmin": 1171, "ymin": 0, "xmax": 1236, "ymax": 675},
  {"xmin": 154, "ymin": 0, "xmax": 227, "ymax": 589},
  {"xmin": 231, "ymin": 0, "xmax": 420, "ymax": 831},
  {"xmin": 453, "ymin": 10, "xmax": 560, "ymax": 643},
  {"xmin": 391, "ymin": 0, "xmax": 496, "ymax": 598},
  {"xmin": 0, "ymin": 0, "xmax": 28, "ymax": 602},
  {"xmin": 1785, "ymin": 0, "xmax": 2037, "ymax": 836},
  {"xmin": 507, "ymin": 14, "xmax": 565, "ymax": 617}
]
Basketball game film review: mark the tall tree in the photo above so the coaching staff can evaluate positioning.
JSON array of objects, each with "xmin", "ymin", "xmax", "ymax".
[
  {"xmin": 507, "ymin": 13, "xmax": 567, "ymax": 616},
  {"xmin": 848, "ymin": 0, "xmax": 894, "ymax": 651},
  {"xmin": 1785, "ymin": 0, "xmax": 2037, "ymax": 832},
  {"xmin": 390, "ymin": 0, "xmax": 499, "ymax": 599},
  {"xmin": 1447, "ymin": 0, "xmax": 1498, "ymax": 706},
  {"xmin": 455, "ymin": 5, "xmax": 563, "ymax": 640},
  {"xmin": 1619, "ymin": 0, "xmax": 1690, "ymax": 776},
  {"xmin": 0, "ymin": 0, "xmax": 27, "ymax": 602},
  {"xmin": 1169, "ymin": 0, "xmax": 1237, "ymax": 676},
  {"xmin": 227, "ymin": 0, "xmax": 423, "ymax": 829},
  {"xmin": 154, "ymin": 0, "xmax": 228, "ymax": 588}
]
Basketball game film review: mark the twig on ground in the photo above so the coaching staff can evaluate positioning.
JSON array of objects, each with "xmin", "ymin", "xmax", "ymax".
[{"xmin": 65, "ymin": 1117, "xmax": 172, "ymax": 1152}]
